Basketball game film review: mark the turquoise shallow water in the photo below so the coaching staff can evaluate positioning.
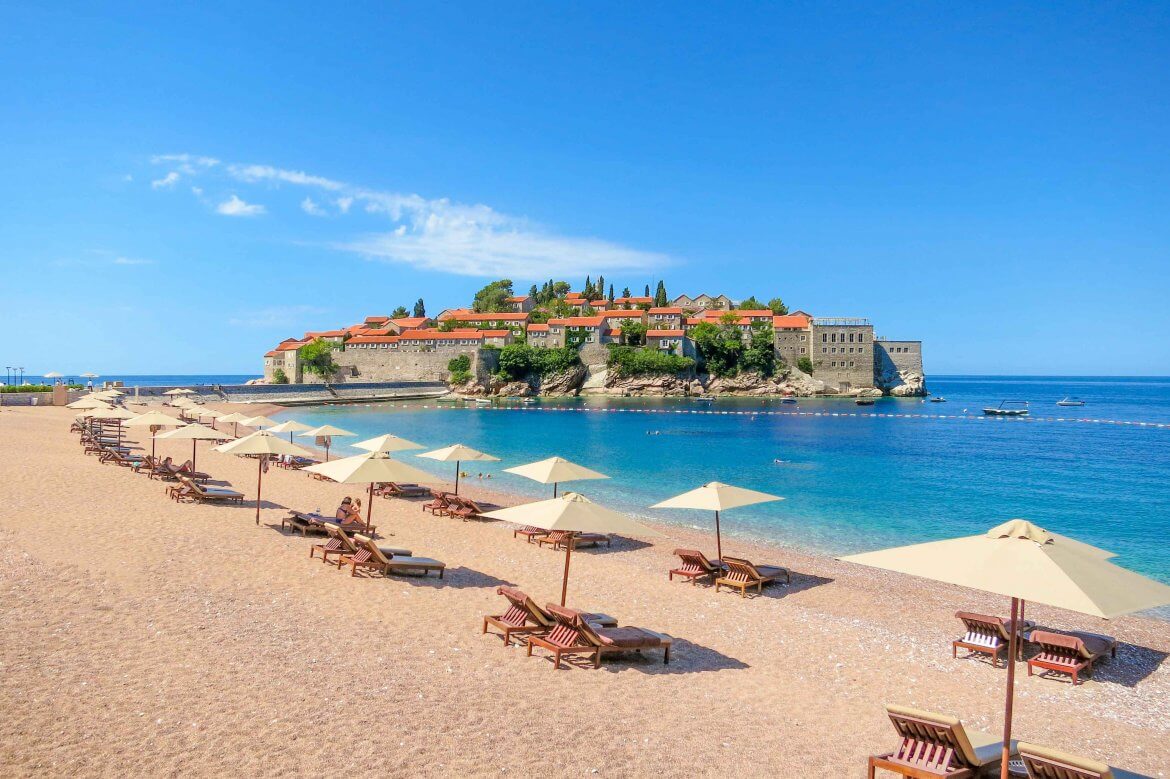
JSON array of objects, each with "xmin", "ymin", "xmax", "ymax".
[{"xmin": 273, "ymin": 376, "xmax": 1170, "ymax": 585}]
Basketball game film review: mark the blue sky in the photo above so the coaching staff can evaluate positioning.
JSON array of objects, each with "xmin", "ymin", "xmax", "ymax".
[{"xmin": 1, "ymin": 3, "xmax": 1167, "ymax": 376}]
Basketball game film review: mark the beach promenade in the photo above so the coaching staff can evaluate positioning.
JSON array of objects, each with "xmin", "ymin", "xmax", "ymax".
[{"xmin": 2, "ymin": 405, "xmax": 1168, "ymax": 777}]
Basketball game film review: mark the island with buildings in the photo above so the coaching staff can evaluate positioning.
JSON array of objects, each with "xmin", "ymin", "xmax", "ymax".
[{"xmin": 262, "ymin": 280, "xmax": 925, "ymax": 398}]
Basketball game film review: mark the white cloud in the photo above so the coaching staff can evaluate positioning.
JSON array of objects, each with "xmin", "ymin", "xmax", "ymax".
[
  {"xmin": 216, "ymin": 194, "xmax": 266, "ymax": 217},
  {"xmin": 150, "ymin": 152, "xmax": 670, "ymax": 279},
  {"xmin": 300, "ymin": 197, "xmax": 326, "ymax": 216},
  {"xmin": 151, "ymin": 171, "xmax": 180, "ymax": 189},
  {"xmin": 228, "ymin": 164, "xmax": 344, "ymax": 190},
  {"xmin": 112, "ymin": 256, "xmax": 153, "ymax": 266},
  {"xmin": 191, "ymin": 186, "xmax": 203, "ymax": 197},
  {"xmin": 228, "ymin": 304, "xmax": 326, "ymax": 328}
]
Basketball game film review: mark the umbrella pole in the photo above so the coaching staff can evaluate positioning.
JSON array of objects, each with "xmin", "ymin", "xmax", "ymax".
[
  {"xmin": 455, "ymin": 461, "xmax": 460, "ymax": 495},
  {"xmin": 553, "ymin": 482, "xmax": 558, "ymax": 498},
  {"xmin": 192, "ymin": 440, "xmax": 197, "ymax": 473},
  {"xmin": 560, "ymin": 536, "xmax": 574, "ymax": 606},
  {"xmin": 1000, "ymin": 596, "xmax": 1020, "ymax": 779},
  {"xmin": 255, "ymin": 457, "xmax": 263, "ymax": 525},
  {"xmin": 714, "ymin": 510, "xmax": 722, "ymax": 561},
  {"xmin": 367, "ymin": 482, "xmax": 374, "ymax": 530}
]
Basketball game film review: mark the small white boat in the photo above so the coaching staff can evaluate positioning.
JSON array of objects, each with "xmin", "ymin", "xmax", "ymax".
[
  {"xmin": 780, "ymin": 397, "xmax": 798, "ymax": 404},
  {"xmin": 474, "ymin": 398, "xmax": 492, "ymax": 406},
  {"xmin": 983, "ymin": 400, "xmax": 1029, "ymax": 417},
  {"xmin": 929, "ymin": 397, "xmax": 947, "ymax": 403},
  {"xmin": 855, "ymin": 398, "xmax": 875, "ymax": 406},
  {"xmin": 1056, "ymin": 397, "xmax": 1086, "ymax": 407}
]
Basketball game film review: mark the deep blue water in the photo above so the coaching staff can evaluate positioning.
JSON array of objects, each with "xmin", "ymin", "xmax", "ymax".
[{"xmin": 266, "ymin": 376, "xmax": 1170, "ymax": 585}]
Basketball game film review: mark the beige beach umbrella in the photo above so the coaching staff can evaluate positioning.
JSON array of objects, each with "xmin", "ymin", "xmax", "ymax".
[
  {"xmin": 839, "ymin": 519, "xmax": 1170, "ymax": 779},
  {"xmin": 214, "ymin": 430, "xmax": 313, "ymax": 525},
  {"xmin": 238, "ymin": 414, "xmax": 278, "ymax": 429},
  {"xmin": 303, "ymin": 451, "xmax": 439, "ymax": 530},
  {"xmin": 482, "ymin": 493, "xmax": 662, "ymax": 606},
  {"xmin": 417, "ymin": 443, "xmax": 499, "ymax": 495},
  {"xmin": 123, "ymin": 410, "xmax": 183, "ymax": 458},
  {"xmin": 155, "ymin": 423, "xmax": 224, "ymax": 472},
  {"xmin": 217, "ymin": 412, "xmax": 249, "ymax": 437},
  {"xmin": 87, "ymin": 406, "xmax": 135, "ymax": 420},
  {"xmin": 353, "ymin": 433, "xmax": 425, "ymax": 454},
  {"xmin": 651, "ymin": 481, "xmax": 783, "ymax": 562},
  {"xmin": 80, "ymin": 372, "xmax": 99, "ymax": 379},
  {"xmin": 267, "ymin": 419, "xmax": 314, "ymax": 442},
  {"xmin": 171, "ymin": 396, "xmax": 194, "ymax": 407},
  {"xmin": 163, "ymin": 388, "xmax": 194, "ymax": 396},
  {"xmin": 504, "ymin": 456, "xmax": 609, "ymax": 497},
  {"xmin": 67, "ymin": 396, "xmax": 113, "ymax": 410},
  {"xmin": 43, "ymin": 371, "xmax": 63, "ymax": 380},
  {"xmin": 193, "ymin": 408, "xmax": 225, "ymax": 429},
  {"xmin": 299, "ymin": 424, "xmax": 357, "ymax": 461}
]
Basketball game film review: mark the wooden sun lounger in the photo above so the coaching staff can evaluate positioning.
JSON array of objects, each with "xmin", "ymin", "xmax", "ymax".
[
  {"xmin": 482, "ymin": 587, "xmax": 616, "ymax": 646},
  {"xmin": 170, "ymin": 460, "xmax": 211, "ymax": 482},
  {"xmin": 448, "ymin": 496, "xmax": 503, "ymax": 521},
  {"xmin": 376, "ymin": 482, "xmax": 431, "ymax": 498},
  {"xmin": 174, "ymin": 475, "xmax": 244, "ymax": 504},
  {"xmin": 669, "ymin": 548, "xmax": 725, "ymax": 585},
  {"xmin": 868, "ymin": 704, "xmax": 1017, "ymax": 778},
  {"xmin": 952, "ymin": 611, "xmax": 1036, "ymax": 667},
  {"xmin": 283, "ymin": 511, "xmax": 377, "ymax": 538},
  {"xmin": 1026, "ymin": 630, "xmax": 1117, "ymax": 685},
  {"xmin": 714, "ymin": 556, "xmax": 791, "ymax": 598},
  {"xmin": 513, "ymin": 525, "xmax": 550, "ymax": 543},
  {"xmin": 1017, "ymin": 741, "xmax": 1153, "ymax": 779},
  {"xmin": 422, "ymin": 490, "xmax": 454, "ymax": 516},
  {"xmin": 309, "ymin": 525, "xmax": 409, "ymax": 564},
  {"xmin": 526, "ymin": 605, "xmax": 672, "ymax": 669},
  {"xmin": 99, "ymin": 449, "xmax": 143, "ymax": 468},
  {"xmin": 340, "ymin": 535, "xmax": 444, "ymax": 579},
  {"xmin": 535, "ymin": 530, "xmax": 612, "ymax": 550}
]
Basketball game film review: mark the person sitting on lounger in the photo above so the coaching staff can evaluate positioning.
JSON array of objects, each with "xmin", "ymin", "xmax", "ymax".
[{"xmin": 334, "ymin": 497, "xmax": 363, "ymax": 526}]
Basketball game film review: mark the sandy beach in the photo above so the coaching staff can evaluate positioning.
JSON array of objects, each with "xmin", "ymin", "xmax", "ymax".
[{"xmin": 1, "ymin": 404, "xmax": 1168, "ymax": 778}]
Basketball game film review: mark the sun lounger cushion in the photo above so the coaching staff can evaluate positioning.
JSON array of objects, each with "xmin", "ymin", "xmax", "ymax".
[
  {"xmin": 1017, "ymin": 741, "xmax": 1153, "ymax": 779},
  {"xmin": 592, "ymin": 626, "xmax": 668, "ymax": 649},
  {"xmin": 885, "ymin": 704, "xmax": 1011, "ymax": 767},
  {"xmin": 1032, "ymin": 630, "xmax": 1115, "ymax": 660},
  {"xmin": 384, "ymin": 555, "xmax": 443, "ymax": 569}
]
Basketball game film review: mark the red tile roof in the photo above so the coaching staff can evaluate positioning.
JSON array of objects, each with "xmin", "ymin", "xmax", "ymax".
[
  {"xmin": 649, "ymin": 307, "xmax": 683, "ymax": 315},
  {"xmin": 275, "ymin": 341, "xmax": 305, "ymax": 352},
  {"xmin": 565, "ymin": 292, "xmax": 584, "ymax": 300},
  {"xmin": 590, "ymin": 299, "xmax": 608, "ymax": 306},
  {"xmin": 604, "ymin": 310, "xmax": 645, "ymax": 318},
  {"xmin": 347, "ymin": 335, "xmax": 401, "ymax": 345},
  {"xmin": 614, "ymin": 296, "xmax": 653, "ymax": 305},
  {"xmin": 364, "ymin": 315, "xmax": 389, "ymax": 324},
  {"xmin": 391, "ymin": 317, "xmax": 428, "ymax": 329},
  {"xmin": 504, "ymin": 295, "xmax": 530, "ymax": 303},
  {"xmin": 264, "ymin": 350, "xmax": 279, "ymax": 357},
  {"xmin": 772, "ymin": 314, "xmax": 811, "ymax": 329},
  {"xmin": 526, "ymin": 323, "xmax": 550, "ymax": 332},
  {"xmin": 647, "ymin": 329, "xmax": 686, "ymax": 337},
  {"xmin": 441, "ymin": 310, "xmax": 531, "ymax": 322}
]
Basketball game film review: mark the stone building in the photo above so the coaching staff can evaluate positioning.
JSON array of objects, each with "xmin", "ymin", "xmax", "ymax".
[
  {"xmin": 809, "ymin": 317, "xmax": 875, "ymax": 391},
  {"xmin": 771, "ymin": 313, "xmax": 812, "ymax": 368},
  {"xmin": 646, "ymin": 329, "xmax": 696, "ymax": 358},
  {"xmin": 672, "ymin": 293, "xmax": 732, "ymax": 312},
  {"xmin": 647, "ymin": 306, "xmax": 684, "ymax": 329}
]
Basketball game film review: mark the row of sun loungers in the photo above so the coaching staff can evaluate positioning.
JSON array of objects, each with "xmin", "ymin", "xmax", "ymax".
[
  {"xmin": 483, "ymin": 587, "xmax": 671, "ymax": 669},
  {"xmin": 952, "ymin": 611, "xmax": 1117, "ymax": 685},
  {"xmin": 869, "ymin": 704, "xmax": 1151, "ymax": 778},
  {"xmin": 282, "ymin": 510, "xmax": 378, "ymax": 537},
  {"xmin": 309, "ymin": 525, "xmax": 445, "ymax": 578},
  {"xmin": 669, "ymin": 548, "xmax": 791, "ymax": 597},
  {"xmin": 422, "ymin": 490, "xmax": 503, "ymax": 521}
]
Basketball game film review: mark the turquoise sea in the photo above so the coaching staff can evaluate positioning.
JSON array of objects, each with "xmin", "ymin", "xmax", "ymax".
[{"xmin": 272, "ymin": 376, "xmax": 1170, "ymax": 586}]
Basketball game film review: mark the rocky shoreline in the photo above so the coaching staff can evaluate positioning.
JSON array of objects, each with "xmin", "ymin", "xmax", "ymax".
[{"xmin": 453, "ymin": 364, "xmax": 926, "ymax": 399}]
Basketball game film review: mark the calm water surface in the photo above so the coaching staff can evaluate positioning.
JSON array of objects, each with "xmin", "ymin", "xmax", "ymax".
[{"xmin": 273, "ymin": 376, "xmax": 1170, "ymax": 585}]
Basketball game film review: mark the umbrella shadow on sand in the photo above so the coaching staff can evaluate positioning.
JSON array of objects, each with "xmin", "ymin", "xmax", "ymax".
[
  {"xmin": 683, "ymin": 571, "xmax": 834, "ymax": 599},
  {"xmin": 528, "ymin": 638, "xmax": 749, "ymax": 674},
  {"xmin": 1034, "ymin": 641, "xmax": 1169, "ymax": 689},
  {"xmin": 380, "ymin": 566, "xmax": 516, "ymax": 590}
]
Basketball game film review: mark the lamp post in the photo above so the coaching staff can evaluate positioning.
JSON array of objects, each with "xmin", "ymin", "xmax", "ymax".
[{"xmin": 19, "ymin": 367, "xmax": 25, "ymax": 385}]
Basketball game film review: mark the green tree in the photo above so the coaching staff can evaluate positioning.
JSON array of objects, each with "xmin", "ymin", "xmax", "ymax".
[
  {"xmin": 739, "ymin": 296, "xmax": 766, "ymax": 311},
  {"xmin": 271, "ymin": 367, "xmax": 289, "ymax": 384},
  {"xmin": 768, "ymin": 297, "xmax": 789, "ymax": 315},
  {"xmin": 528, "ymin": 284, "xmax": 539, "ymax": 300},
  {"xmin": 690, "ymin": 321, "xmax": 744, "ymax": 378},
  {"xmin": 390, "ymin": 305, "xmax": 409, "ymax": 318},
  {"xmin": 608, "ymin": 283, "xmax": 615, "ymax": 302},
  {"xmin": 551, "ymin": 280, "xmax": 571, "ymax": 298},
  {"xmin": 299, "ymin": 338, "xmax": 341, "ymax": 380},
  {"xmin": 654, "ymin": 280, "xmax": 668, "ymax": 307},
  {"xmin": 740, "ymin": 324, "xmax": 776, "ymax": 377},
  {"xmin": 621, "ymin": 286, "xmax": 631, "ymax": 298},
  {"xmin": 621, "ymin": 320, "xmax": 649, "ymax": 346},
  {"xmin": 643, "ymin": 283, "xmax": 651, "ymax": 297},
  {"xmin": 607, "ymin": 345, "xmax": 694, "ymax": 376},
  {"xmin": 797, "ymin": 356, "xmax": 814, "ymax": 374},
  {"xmin": 447, "ymin": 354, "xmax": 472, "ymax": 385},
  {"xmin": 472, "ymin": 279, "xmax": 514, "ymax": 313},
  {"xmin": 413, "ymin": 298, "xmax": 426, "ymax": 317}
]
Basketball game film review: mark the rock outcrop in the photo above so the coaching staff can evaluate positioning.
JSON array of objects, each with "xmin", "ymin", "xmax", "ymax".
[
  {"xmin": 876, "ymin": 366, "xmax": 927, "ymax": 397},
  {"xmin": 540, "ymin": 365, "xmax": 587, "ymax": 396}
]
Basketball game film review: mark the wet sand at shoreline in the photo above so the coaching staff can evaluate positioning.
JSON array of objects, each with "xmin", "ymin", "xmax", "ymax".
[{"xmin": 1, "ymin": 404, "xmax": 1167, "ymax": 777}]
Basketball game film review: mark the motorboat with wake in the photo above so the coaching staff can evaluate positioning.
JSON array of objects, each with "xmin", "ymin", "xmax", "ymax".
[{"xmin": 983, "ymin": 400, "xmax": 1029, "ymax": 417}]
